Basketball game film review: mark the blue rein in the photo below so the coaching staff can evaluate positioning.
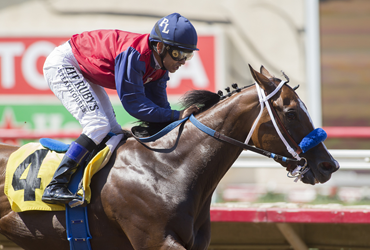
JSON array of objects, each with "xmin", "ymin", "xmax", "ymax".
[
  {"xmin": 131, "ymin": 115, "xmax": 212, "ymax": 143},
  {"xmin": 132, "ymin": 114, "xmax": 327, "ymax": 166},
  {"xmin": 133, "ymin": 116, "xmax": 190, "ymax": 143}
]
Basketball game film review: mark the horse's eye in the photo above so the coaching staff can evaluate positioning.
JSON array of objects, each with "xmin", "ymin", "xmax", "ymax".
[{"xmin": 286, "ymin": 111, "xmax": 297, "ymax": 120}]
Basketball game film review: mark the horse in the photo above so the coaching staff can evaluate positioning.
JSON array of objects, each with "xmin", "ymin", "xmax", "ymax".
[{"xmin": 0, "ymin": 65, "xmax": 339, "ymax": 250}]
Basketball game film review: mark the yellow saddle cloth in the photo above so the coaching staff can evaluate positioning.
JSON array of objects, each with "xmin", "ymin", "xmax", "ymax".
[{"xmin": 4, "ymin": 134, "xmax": 123, "ymax": 212}]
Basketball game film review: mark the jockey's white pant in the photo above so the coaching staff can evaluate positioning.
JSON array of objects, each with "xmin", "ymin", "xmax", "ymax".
[{"xmin": 43, "ymin": 41, "xmax": 122, "ymax": 145}]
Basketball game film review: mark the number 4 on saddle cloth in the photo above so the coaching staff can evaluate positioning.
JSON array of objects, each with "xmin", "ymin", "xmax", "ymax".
[{"xmin": 4, "ymin": 133, "xmax": 124, "ymax": 212}]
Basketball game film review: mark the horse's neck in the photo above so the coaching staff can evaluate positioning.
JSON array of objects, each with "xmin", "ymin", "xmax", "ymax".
[
  {"xmin": 197, "ymin": 86, "xmax": 260, "ymax": 148},
  {"xmin": 183, "ymin": 87, "xmax": 260, "ymax": 198},
  {"xmin": 0, "ymin": 143, "xmax": 19, "ymax": 185}
]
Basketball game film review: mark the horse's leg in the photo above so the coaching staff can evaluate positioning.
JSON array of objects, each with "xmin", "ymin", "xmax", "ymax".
[
  {"xmin": 118, "ymin": 225, "xmax": 186, "ymax": 250},
  {"xmin": 191, "ymin": 219, "xmax": 211, "ymax": 250},
  {"xmin": 157, "ymin": 224, "xmax": 211, "ymax": 250},
  {"xmin": 0, "ymin": 211, "xmax": 70, "ymax": 250},
  {"xmin": 159, "ymin": 235, "xmax": 186, "ymax": 250},
  {"xmin": 118, "ymin": 222, "xmax": 209, "ymax": 250}
]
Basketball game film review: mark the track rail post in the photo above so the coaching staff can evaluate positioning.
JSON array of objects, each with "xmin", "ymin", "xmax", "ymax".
[{"xmin": 276, "ymin": 223, "xmax": 308, "ymax": 250}]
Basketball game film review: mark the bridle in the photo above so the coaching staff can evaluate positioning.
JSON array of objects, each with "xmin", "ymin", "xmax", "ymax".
[
  {"xmin": 244, "ymin": 80, "xmax": 309, "ymax": 182},
  {"xmin": 132, "ymin": 79, "xmax": 314, "ymax": 182}
]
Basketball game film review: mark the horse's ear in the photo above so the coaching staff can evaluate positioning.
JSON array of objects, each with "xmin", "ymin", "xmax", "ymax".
[
  {"xmin": 248, "ymin": 64, "xmax": 276, "ymax": 94},
  {"xmin": 260, "ymin": 65, "xmax": 274, "ymax": 79}
]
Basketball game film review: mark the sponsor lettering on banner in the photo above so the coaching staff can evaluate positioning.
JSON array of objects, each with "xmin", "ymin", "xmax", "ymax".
[
  {"xmin": 0, "ymin": 103, "xmax": 139, "ymax": 145},
  {"xmin": 0, "ymin": 36, "xmax": 215, "ymax": 97}
]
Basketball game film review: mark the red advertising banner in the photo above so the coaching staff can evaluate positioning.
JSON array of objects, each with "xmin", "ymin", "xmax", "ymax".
[{"xmin": 0, "ymin": 36, "xmax": 215, "ymax": 96}]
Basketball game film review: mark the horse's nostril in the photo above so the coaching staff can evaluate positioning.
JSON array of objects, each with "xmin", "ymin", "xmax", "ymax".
[
  {"xmin": 333, "ymin": 160, "xmax": 340, "ymax": 172},
  {"xmin": 320, "ymin": 162, "xmax": 336, "ymax": 171}
]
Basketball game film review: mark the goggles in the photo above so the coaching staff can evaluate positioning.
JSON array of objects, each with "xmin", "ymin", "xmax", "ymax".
[{"xmin": 166, "ymin": 46, "xmax": 194, "ymax": 61}]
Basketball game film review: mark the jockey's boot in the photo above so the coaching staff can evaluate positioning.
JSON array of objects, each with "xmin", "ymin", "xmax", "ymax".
[{"xmin": 42, "ymin": 140, "xmax": 91, "ymax": 205}]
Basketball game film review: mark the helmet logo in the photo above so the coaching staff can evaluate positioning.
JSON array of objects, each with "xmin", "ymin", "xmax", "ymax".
[{"xmin": 159, "ymin": 18, "xmax": 170, "ymax": 34}]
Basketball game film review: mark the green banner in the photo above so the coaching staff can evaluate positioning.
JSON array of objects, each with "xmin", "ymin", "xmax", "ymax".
[
  {"xmin": 0, "ymin": 103, "xmax": 180, "ymax": 145},
  {"xmin": 0, "ymin": 104, "xmax": 136, "ymax": 130}
]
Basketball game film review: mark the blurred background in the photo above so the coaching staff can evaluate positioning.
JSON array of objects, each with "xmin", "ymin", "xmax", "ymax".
[{"xmin": 0, "ymin": 0, "xmax": 369, "ymax": 206}]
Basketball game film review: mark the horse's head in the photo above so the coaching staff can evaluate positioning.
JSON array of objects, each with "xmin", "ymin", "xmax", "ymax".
[{"xmin": 248, "ymin": 65, "xmax": 339, "ymax": 185}]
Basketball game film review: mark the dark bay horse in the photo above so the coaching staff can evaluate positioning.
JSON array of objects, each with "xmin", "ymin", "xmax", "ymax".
[{"xmin": 0, "ymin": 65, "xmax": 338, "ymax": 250}]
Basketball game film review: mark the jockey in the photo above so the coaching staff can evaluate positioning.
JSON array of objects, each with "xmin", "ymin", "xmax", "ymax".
[{"xmin": 42, "ymin": 13, "xmax": 200, "ymax": 205}]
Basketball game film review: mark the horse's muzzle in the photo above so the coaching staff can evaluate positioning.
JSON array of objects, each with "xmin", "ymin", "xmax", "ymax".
[{"xmin": 302, "ymin": 159, "xmax": 340, "ymax": 185}]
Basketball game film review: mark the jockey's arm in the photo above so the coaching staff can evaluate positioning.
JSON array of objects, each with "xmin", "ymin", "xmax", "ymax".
[{"xmin": 115, "ymin": 48, "xmax": 180, "ymax": 123}]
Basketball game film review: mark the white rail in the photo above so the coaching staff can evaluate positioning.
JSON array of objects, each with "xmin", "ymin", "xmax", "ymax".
[{"xmin": 232, "ymin": 150, "xmax": 370, "ymax": 170}]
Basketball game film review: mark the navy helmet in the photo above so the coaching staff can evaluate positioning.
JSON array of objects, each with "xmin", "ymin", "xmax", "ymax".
[{"xmin": 149, "ymin": 13, "xmax": 199, "ymax": 51}]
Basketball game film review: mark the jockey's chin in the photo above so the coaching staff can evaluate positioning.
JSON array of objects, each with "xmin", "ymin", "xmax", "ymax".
[{"xmin": 163, "ymin": 57, "xmax": 186, "ymax": 73}]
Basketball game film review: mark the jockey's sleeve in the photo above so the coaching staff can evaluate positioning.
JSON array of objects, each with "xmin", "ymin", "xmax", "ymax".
[
  {"xmin": 114, "ymin": 47, "xmax": 180, "ymax": 122},
  {"xmin": 144, "ymin": 74, "xmax": 171, "ymax": 110}
]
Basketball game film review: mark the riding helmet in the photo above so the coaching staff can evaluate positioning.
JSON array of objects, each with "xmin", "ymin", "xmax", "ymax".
[{"xmin": 149, "ymin": 13, "xmax": 199, "ymax": 51}]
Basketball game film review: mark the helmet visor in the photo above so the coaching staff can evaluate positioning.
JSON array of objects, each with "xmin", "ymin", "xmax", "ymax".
[{"xmin": 166, "ymin": 46, "xmax": 194, "ymax": 61}]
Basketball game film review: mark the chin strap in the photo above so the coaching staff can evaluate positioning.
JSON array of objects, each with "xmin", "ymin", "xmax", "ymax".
[
  {"xmin": 152, "ymin": 44, "xmax": 167, "ymax": 71},
  {"xmin": 160, "ymin": 57, "xmax": 167, "ymax": 71},
  {"xmin": 153, "ymin": 23, "xmax": 168, "ymax": 71},
  {"xmin": 158, "ymin": 46, "xmax": 167, "ymax": 70}
]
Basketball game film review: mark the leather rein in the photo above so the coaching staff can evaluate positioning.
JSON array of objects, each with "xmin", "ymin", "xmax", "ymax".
[
  {"xmin": 132, "ymin": 80, "xmax": 309, "ymax": 181},
  {"xmin": 187, "ymin": 115, "xmax": 305, "ymax": 166}
]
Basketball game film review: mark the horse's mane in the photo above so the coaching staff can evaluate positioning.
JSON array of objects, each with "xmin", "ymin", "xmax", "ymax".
[
  {"xmin": 132, "ymin": 90, "xmax": 221, "ymax": 137},
  {"xmin": 180, "ymin": 89, "xmax": 221, "ymax": 111}
]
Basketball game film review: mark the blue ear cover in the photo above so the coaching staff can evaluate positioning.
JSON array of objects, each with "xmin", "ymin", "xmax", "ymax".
[{"xmin": 298, "ymin": 128, "xmax": 327, "ymax": 153}]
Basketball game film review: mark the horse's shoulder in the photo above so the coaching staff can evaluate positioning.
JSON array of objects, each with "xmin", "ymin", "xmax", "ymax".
[
  {"xmin": 0, "ymin": 143, "xmax": 19, "ymax": 161},
  {"xmin": 0, "ymin": 143, "xmax": 19, "ymax": 151},
  {"xmin": 114, "ymin": 135, "xmax": 144, "ymax": 153}
]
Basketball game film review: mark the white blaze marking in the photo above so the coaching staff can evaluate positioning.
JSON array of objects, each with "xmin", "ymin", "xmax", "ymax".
[
  {"xmin": 298, "ymin": 99, "xmax": 314, "ymax": 128},
  {"xmin": 299, "ymin": 99, "xmax": 331, "ymax": 154}
]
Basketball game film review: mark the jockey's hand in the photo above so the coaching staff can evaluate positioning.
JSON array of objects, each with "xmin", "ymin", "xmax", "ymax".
[{"xmin": 179, "ymin": 105, "xmax": 200, "ymax": 119}]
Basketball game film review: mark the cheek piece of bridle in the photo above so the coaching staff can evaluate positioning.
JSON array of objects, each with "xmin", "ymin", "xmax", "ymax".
[
  {"xmin": 132, "ymin": 80, "xmax": 327, "ymax": 183},
  {"xmin": 243, "ymin": 80, "xmax": 327, "ymax": 182}
]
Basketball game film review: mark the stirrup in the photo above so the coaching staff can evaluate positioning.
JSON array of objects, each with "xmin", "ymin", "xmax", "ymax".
[{"xmin": 68, "ymin": 188, "xmax": 85, "ymax": 208}]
